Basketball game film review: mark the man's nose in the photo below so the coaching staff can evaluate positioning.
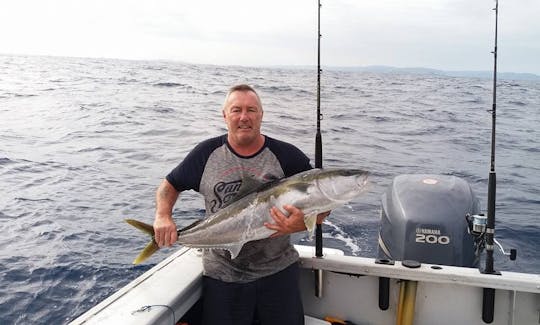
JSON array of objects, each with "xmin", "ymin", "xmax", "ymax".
[{"xmin": 239, "ymin": 110, "xmax": 249, "ymax": 120}]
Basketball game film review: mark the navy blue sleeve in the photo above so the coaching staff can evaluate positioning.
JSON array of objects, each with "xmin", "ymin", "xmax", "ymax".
[
  {"xmin": 166, "ymin": 135, "xmax": 226, "ymax": 192},
  {"xmin": 265, "ymin": 136, "xmax": 312, "ymax": 177}
]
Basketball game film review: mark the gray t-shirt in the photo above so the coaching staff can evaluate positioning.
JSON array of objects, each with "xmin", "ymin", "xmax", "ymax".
[{"xmin": 166, "ymin": 134, "xmax": 312, "ymax": 283}]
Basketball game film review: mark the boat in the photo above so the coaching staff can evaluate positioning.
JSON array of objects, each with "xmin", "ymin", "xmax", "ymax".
[
  {"xmin": 70, "ymin": 1, "xmax": 540, "ymax": 324},
  {"xmin": 69, "ymin": 241, "xmax": 539, "ymax": 325}
]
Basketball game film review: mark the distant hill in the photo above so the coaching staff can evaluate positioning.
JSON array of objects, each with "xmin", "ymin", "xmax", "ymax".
[{"xmin": 326, "ymin": 65, "xmax": 540, "ymax": 81}]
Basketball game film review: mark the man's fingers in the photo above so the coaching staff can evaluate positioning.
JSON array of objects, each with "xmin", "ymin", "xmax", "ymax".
[
  {"xmin": 154, "ymin": 228, "xmax": 172, "ymax": 247},
  {"xmin": 163, "ymin": 231, "xmax": 171, "ymax": 247},
  {"xmin": 160, "ymin": 228, "xmax": 178, "ymax": 247},
  {"xmin": 154, "ymin": 230, "xmax": 162, "ymax": 246},
  {"xmin": 153, "ymin": 217, "xmax": 177, "ymax": 247},
  {"xmin": 267, "ymin": 205, "xmax": 308, "ymax": 236},
  {"xmin": 155, "ymin": 230, "xmax": 164, "ymax": 247},
  {"xmin": 266, "ymin": 207, "xmax": 286, "ymax": 237},
  {"xmin": 265, "ymin": 221, "xmax": 279, "ymax": 230},
  {"xmin": 270, "ymin": 207, "xmax": 285, "ymax": 223},
  {"xmin": 268, "ymin": 231, "xmax": 280, "ymax": 238},
  {"xmin": 282, "ymin": 204, "xmax": 299, "ymax": 215},
  {"xmin": 170, "ymin": 230, "xmax": 178, "ymax": 243}
]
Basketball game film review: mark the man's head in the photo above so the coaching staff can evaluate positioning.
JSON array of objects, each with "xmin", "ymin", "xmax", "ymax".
[{"xmin": 222, "ymin": 84, "xmax": 264, "ymax": 149}]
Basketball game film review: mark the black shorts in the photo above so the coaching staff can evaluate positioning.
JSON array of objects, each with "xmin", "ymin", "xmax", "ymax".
[{"xmin": 201, "ymin": 262, "xmax": 304, "ymax": 325}]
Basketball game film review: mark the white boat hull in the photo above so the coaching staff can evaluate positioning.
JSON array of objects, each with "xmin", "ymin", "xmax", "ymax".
[{"xmin": 70, "ymin": 245, "xmax": 540, "ymax": 325}]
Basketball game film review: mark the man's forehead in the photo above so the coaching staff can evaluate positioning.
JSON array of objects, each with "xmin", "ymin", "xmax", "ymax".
[{"xmin": 226, "ymin": 91, "xmax": 261, "ymax": 107}]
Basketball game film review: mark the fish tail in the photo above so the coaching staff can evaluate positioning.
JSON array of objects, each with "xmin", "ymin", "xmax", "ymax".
[{"xmin": 125, "ymin": 219, "xmax": 160, "ymax": 264}]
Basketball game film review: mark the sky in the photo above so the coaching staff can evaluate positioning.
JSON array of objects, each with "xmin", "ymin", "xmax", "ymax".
[{"xmin": 0, "ymin": 0, "xmax": 539, "ymax": 75}]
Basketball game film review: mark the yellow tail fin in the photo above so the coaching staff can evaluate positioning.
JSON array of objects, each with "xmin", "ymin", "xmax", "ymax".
[{"xmin": 125, "ymin": 219, "xmax": 160, "ymax": 265}]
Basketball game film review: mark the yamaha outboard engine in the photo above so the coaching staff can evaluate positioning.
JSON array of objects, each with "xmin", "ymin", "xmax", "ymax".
[{"xmin": 378, "ymin": 174, "xmax": 480, "ymax": 267}]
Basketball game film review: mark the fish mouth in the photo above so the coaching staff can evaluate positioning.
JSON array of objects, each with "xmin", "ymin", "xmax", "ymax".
[{"xmin": 355, "ymin": 172, "xmax": 369, "ymax": 190}]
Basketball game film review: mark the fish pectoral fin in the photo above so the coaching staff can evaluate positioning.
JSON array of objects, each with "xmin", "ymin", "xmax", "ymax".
[
  {"xmin": 304, "ymin": 213, "xmax": 318, "ymax": 238},
  {"xmin": 227, "ymin": 244, "xmax": 244, "ymax": 259}
]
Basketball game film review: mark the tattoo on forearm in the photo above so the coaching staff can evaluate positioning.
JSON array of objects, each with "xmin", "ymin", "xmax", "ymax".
[{"xmin": 159, "ymin": 185, "xmax": 169, "ymax": 199}]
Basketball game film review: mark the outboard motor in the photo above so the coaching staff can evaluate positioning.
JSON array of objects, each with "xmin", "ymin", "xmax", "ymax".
[{"xmin": 378, "ymin": 174, "xmax": 480, "ymax": 267}]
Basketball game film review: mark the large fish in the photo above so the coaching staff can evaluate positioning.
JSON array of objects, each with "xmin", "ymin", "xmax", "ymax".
[{"xmin": 126, "ymin": 168, "xmax": 369, "ymax": 264}]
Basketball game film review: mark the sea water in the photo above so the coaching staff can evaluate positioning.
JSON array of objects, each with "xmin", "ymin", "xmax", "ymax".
[{"xmin": 0, "ymin": 54, "xmax": 538, "ymax": 324}]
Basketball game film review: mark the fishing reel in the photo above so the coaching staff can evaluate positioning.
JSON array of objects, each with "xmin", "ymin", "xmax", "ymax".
[{"xmin": 465, "ymin": 213, "xmax": 517, "ymax": 261}]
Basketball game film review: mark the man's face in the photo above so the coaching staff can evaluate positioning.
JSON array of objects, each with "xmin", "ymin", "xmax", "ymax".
[{"xmin": 223, "ymin": 90, "xmax": 263, "ymax": 147}]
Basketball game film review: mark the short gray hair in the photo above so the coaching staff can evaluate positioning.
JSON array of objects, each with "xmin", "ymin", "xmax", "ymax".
[{"xmin": 223, "ymin": 84, "xmax": 262, "ymax": 110}]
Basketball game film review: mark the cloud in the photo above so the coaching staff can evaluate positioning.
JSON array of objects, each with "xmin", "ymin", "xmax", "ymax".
[{"xmin": 0, "ymin": 0, "xmax": 538, "ymax": 74}]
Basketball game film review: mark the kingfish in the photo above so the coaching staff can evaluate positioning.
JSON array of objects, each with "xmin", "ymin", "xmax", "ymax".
[{"xmin": 126, "ymin": 168, "xmax": 369, "ymax": 264}]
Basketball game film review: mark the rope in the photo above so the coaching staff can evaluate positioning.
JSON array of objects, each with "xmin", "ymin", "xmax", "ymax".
[{"xmin": 131, "ymin": 304, "xmax": 176, "ymax": 325}]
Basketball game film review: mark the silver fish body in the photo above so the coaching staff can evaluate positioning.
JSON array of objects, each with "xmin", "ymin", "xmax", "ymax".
[
  {"xmin": 176, "ymin": 168, "xmax": 368, "ymax": 258},
  {"xmin": 126, "ymin": 168, "xmax": 369, "ymax": 264}
]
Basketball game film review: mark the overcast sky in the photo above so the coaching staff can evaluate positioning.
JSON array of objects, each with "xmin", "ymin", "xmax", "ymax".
[{"xmin": 1, "ymin": 0, "xmax": 538, "ymax": 74}]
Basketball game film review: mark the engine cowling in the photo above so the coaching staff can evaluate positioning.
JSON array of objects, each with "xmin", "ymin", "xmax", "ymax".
[{"xmin": 378, "ymin": 174, "xmax": 480, "ymax": 267}]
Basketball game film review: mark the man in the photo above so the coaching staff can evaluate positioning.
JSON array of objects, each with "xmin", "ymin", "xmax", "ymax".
[{"xmin": 153, "ymin": 84, "xmax": 328, "ymax": 325}]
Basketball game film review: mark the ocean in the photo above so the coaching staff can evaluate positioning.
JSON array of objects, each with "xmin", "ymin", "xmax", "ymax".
[{"xmin": 0, "ymin": 54, "xmax": 538, "ymax": 324}]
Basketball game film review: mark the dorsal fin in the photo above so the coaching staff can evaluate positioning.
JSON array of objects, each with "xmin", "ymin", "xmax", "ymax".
[
  {"xmin": 235, "ymin": 176, "xmax": 265, "ymax": 200},
  {"xmin": 177, "ymin": 219, "xmax": 203, "ymax": 235},
  {"xmin": 221, "ymin": 175, "xmax": 269, "ymax": 208}
]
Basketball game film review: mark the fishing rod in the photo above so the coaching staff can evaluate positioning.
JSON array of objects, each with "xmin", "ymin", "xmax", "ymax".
[
  {"xmin": 485, "ymin": 0, "xmax": 499, "ymax": 279},
  {"xmin": 482, "ymin": 0, "xmax": 499, "ymax": 322},
  {"xmin": 484, "ymin": 0, "xmax": 498, "ymax": 276},
  {"xmin": 314, "ymin": 0, "xmax": 324, "ymax": 298}
]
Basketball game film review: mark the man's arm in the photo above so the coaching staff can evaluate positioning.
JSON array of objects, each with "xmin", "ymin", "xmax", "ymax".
[{"xmin": 154, "ymin": 179, "xmax": 180, "ymax": 247}]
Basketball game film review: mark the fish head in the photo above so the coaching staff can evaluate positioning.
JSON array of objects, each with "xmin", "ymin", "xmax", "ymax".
[{"xmin": 311, "ymin": 168, "xmax": 369, "ymax": 202}]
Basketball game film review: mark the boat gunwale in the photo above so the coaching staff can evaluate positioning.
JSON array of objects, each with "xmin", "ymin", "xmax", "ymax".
[
  {"xmin": 70, "ymin": 246, "xmax": 199, "ymax": 324},
  {"xmin": 298, "ymin": 250, "xmax": 540, "ymax": 294}
]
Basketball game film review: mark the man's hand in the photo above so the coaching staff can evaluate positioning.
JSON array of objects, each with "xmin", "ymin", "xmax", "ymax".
[
  {"xmin": 153, "ymin": 216, "xmax": 178, "ymax": 247},
  {"xmin": 265, "ymin": 205, "xmax": 331, "ymax": 238}
]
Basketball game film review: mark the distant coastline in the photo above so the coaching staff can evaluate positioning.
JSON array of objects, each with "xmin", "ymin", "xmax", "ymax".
[
  {"xmin": 328, "ymin": 65, "xmax": 540, "ymax": 81},
  {"xmin": 2, "ymin": 53, "xmax": 539, "ymax": 81},
  {"xmin": 268, "ymin": 65, "xmax": 540, "ymax": 81},
  {"xmin": 275, "ymin": 64, "xmax": 540, "ymax": 81}
]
